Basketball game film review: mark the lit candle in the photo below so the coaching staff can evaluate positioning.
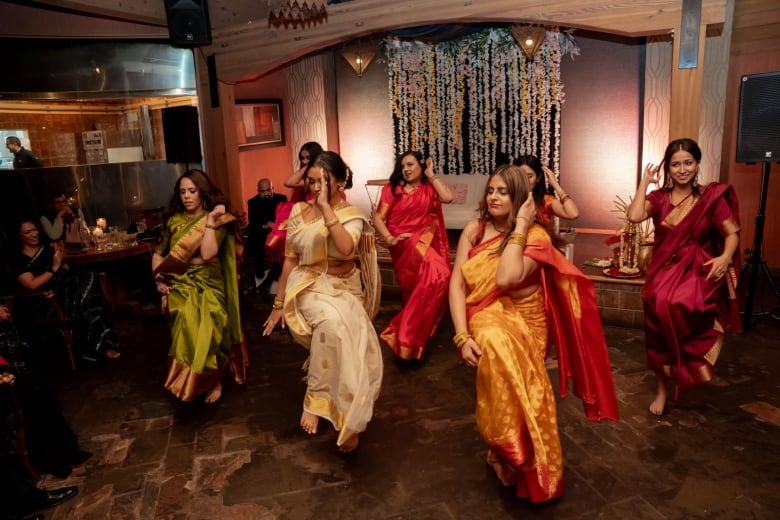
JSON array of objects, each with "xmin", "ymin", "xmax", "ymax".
[
  {"xmin": 96, "ymin": 217, "xmax": 107, "ymax": 229},
  {"xmin": 92, "ymin": 227, "xmax": 104, "ymax": 237}
]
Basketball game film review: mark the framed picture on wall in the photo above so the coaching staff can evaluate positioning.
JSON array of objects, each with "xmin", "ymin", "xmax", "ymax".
[{"xmin": 235, "ymin": 99, "xmax": 285, "ymax": 148}]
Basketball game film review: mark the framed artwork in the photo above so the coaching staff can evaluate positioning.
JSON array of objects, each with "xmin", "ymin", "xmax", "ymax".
[{"xmin": 235, "ymin": 99, "xmax": 284, "ymax": 148}]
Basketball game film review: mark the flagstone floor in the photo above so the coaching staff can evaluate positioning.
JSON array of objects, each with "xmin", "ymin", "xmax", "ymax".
[{"xmin": 34, "ymin": 290, "xmax": 780, "ymax": 520}]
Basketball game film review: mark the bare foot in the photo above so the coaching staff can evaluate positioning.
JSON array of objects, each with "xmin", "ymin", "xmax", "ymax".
[
  {"xmin": 338, "ymin": 434, "xmax": 359, "ymax": 453},
  {"xmin": 204, "ymin": 381, "xmax": 222, "ymax": 403},
  {"xmin": 649, "ymin": 373, "xmax": 667, "ymax": 415},
  {"xmin": 300, "ymin": 410, "xmax": 319, "ymax": 435}
]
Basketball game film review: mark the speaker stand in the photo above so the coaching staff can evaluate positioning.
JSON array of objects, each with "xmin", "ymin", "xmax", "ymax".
[{"xmin": 740, "ymin": 161, "xmax": 780, "ymax": 330}]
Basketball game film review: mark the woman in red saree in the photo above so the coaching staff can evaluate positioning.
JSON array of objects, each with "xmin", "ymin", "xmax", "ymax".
[
  {"xmin": 373, "ymin": 151, "xmax": 454, "ymax": 360},
  {"xmin": 628, "ymin": 138, "xmax": 741, "ymax": 415},
  {"xmin": 449, "ymin": 165, "xmax": 618, "ymax": 501},
  {"xmin": 265, "ymin": 141, "xmax": 323, "ymax": 264}
]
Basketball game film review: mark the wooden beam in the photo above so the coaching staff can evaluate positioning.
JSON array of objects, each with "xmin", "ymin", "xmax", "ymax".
[{"xmin": 669, "ymin": 21, "xmax": 707, "ymax": 140}]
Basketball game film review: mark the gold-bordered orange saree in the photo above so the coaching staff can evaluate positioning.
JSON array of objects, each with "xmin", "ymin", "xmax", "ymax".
[{"xmin": 462, "ymin": 225, "xmax": 619, "ymax": 501}]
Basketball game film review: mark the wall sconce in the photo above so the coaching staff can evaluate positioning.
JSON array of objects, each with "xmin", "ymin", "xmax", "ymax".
[
  {"xmin": 341, "ymin": 42, "xmax": 376, "ymax": 77},
  {"xmin": 511, "ymin": 25, "xmax": 547, "ymax": 60}
]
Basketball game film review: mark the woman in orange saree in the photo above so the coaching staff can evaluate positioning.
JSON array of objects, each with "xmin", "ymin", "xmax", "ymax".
[
  {"xmin": 628, "ymin": 138, "xmax": 741, "ymax": 415},
  {"xmin": 450, "ymin": 165, "xmax": 619, "ymax": 502},
  {"xmin": 373, "ymin": 151, "xmax": 453, "ymax": 360}
]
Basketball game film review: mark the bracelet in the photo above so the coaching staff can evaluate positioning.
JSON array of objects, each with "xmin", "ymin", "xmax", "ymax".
[
  {"xmin": 429, "ymin": 174, "xmax": 439, "ymax": 181},
  {"xmin": 324, "ymin": 218, "xmax": 339, "ymax": 228},
  {"xmin": 205, "ymin": 223, "xmax": 216, "ymax": 229},
  {"xmin": 272, "ymin": 298, "xmax": 283, "ymax": 310},
  {"xmin": 507, "ymin": 232, "xmax": 527, "ymax": 248},
  {"xmin": 560, "ymin": 194, "xmax": 571, "ymax": 204},
  {"xmin": 453, "ymin": 331, "xmax": 472, "ymax": 349}
]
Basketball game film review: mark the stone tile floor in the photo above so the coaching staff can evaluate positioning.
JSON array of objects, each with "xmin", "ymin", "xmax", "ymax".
[{"xmin": 36, "ymin": 292, "xmax": 780, "ymax": 519}]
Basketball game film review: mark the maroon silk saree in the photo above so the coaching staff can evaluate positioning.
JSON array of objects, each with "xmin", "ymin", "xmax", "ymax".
[
  {"xmin": 377, "ymin": 182, "xmax": 451, "ymax": 360},
  {"xmin": 642, "ymin": 183, "xmax": 741, "ymax": 397}
]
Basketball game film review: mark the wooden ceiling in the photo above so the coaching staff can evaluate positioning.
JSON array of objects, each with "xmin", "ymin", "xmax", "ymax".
[{"xmin": 22, "ymin": 1, "xmax": 728, "ymax": 81}]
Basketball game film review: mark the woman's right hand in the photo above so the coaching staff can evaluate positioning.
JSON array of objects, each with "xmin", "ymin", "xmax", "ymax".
[
  {"xmin": 52, "ymin": 243, "xmax": 64, "ymax": 271},
  {"xmin": 263, "ymin": 308, "xmax": 285, "ymax": 336},
  {"xmin": 460, "ymin": 338, "xmax": 482, "ymax": 367},
  {"xmin": 155, "ymin": 276, "xmax": 171, "ymax": 295},
  {"xmin": 0, "ymin": 305, "xmax": 10, "ymax": 321},
  {"xmin": 642, "ymin": 163, "xmax": 660, "ymax": 186}
]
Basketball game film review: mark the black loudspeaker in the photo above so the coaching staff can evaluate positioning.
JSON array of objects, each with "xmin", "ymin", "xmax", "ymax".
[
  {"xmin": 736, "ymin": 71, "xmax": 780, "ymax": 164},
  {"xmin": 162, "ymin": 106, "xmax": 203, "ymax": 164},
  {"xmin": 164, "ymin": 0, "xmax": 212, "ymax": 46}
]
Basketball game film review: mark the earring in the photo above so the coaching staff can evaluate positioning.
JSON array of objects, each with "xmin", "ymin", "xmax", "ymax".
[
  {"xmin": 693, "ymin": 170, "xmax": 699, "ymax": 187},
  {"xmin": 338, "ymin": 184, "xmax": 345, "ymax": 192},
  {"xmin": 665, "ymin": 176, "xmax": 673, "ymax": 189}
]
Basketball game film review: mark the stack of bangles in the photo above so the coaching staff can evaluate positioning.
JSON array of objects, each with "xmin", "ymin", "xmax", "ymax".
[
  {"xmin": 453, "ymin": 331, "xmax": 472, "ymax": 349},
  {"xmin": 507, "ymin": 232, "xmax": 527, "ymax": 248},
  {"xmin": 272, "ymin": 298, "xmax": 283, "ymax": 310},
  {"xmin": 559, "ymin": 194, "xmax": 571, "ymax": 204},
  {"xmin": 324, "ymin": 218, "xmax": 339, "ymax": 229}
]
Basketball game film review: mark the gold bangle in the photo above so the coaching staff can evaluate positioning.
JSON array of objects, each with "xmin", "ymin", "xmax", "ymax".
[
  {"xmin": 205, "ymin": 223, "xmax": 216, "ymax": 229},
  {"xmin": 507, "ymin": 232, "xmax": 527, "ymax": 248},
  {"xmin": 272, "ymin": 301, "xmax": 283, "ymax": 310},
  {"xmin": 429, "ymin": 174, "xmax": 439, "ymax": 181},
  {"xmin": 453, "ymin": 331, "xmax": 472, "ymax": 349},
  {"xmin": 324, "ymin": 218, "xmax": 339, "ymax": 228},
  {"xmin": 560, "ymin": 194, "xmax": 571, "ymax": 204}
]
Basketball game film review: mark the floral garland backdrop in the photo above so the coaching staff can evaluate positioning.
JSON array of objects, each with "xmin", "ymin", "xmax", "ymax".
[{"xmin": 385, "ymin": 27, "xmax": 579, "ymax": 175}]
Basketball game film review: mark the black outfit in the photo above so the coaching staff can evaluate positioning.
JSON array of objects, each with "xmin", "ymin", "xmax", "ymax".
[
  {"xmin": 12, "ymin": 147, "xmax": 44, "ymax": 169},
  {"xmin": 246, "ymin": 192, "xmax": 286, "ymax": 292}
]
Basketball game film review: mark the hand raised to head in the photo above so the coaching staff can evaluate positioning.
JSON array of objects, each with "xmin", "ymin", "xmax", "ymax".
[
  {"xmin": 642, "ymin": 163, "xmax": 661, "ymax": 186},
  {"xmin": 209, "ymin": 204, "xmax": 226, "ymax": 220},
  {"xmin": 424, "ymin": 158, "xmax": 435, "ymax": 178}
]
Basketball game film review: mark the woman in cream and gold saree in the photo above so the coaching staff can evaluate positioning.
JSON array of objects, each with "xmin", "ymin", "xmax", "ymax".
[
  {"xmin": 373, "ymin": 151, "xmax": 453, "ymax": 360},
  {"xmin": 450, "ymin": 165, "xmax": 619, "ymax": 502},
  {"xmin": 263, "ymin": 151, "xmax": 382, "ymax": 453},
  {"xmin": 152, "ymin": 169, "xmax": 245, "ymax": 403},
  {"xmin": 628, "ymin": 139, "xmax": 741, "ymax": 415}
]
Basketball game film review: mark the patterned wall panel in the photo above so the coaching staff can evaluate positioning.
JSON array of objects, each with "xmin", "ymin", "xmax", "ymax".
[
  {"xmin": 286, "ymin": 54, "xmax": 329, "ymax": 167},
  {"xmin": 643, "ymin": 36, "xmax": 672, "ymax": 173},
  {"xmin": 699, "ymin": 0, "xmax": 733, "ymax": 183}
]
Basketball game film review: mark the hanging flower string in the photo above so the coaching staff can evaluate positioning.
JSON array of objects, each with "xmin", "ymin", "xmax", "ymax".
[{"xmin": 386, "ymin": 28, "xmax": 579, "ymax": 174}]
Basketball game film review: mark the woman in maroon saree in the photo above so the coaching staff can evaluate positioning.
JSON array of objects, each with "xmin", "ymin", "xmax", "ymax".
[
  {"xmin": 373, "ymin": 151, "xmax": 454, "ymax": 360},
  {"xmin": 628, "ymin": 138, "xmax": 741, "ymax": 415}
]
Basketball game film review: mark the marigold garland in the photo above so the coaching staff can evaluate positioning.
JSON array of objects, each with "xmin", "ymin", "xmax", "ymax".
[{"xmin": 385, "ymin": 27, "xmax": 579, "ymax": 175}]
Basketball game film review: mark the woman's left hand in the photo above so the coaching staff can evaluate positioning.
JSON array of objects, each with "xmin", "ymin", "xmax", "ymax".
[
  {"xmin": 263, "ymin": 308, "xmax": 285, "ymax": 336},
  {"xmin": 208, "ymin": 204, "xmax": 226, "ymax": 221},
  {"xmin": 315, "ymin": 173, "xmax": 331, "ymax": 210},
  {"xmin": 460, "ymin": 338, "xmax": 482, "ymax": 367},
  {"xmin": 424, "ymin": 158, "xmax": 435, "ymax": 179},
  {"xmin": 704, "ymin": 255, "xmax": 731, "ymax": 282},
  {"xmin": 515, "ymin": 193, "xmax": 536, "ymax": 229}
]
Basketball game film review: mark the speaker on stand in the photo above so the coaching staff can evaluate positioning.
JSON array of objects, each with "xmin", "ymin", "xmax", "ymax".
[
  {"xmin": 736, "ymin": 70, "xmax": 780, "ymax": 329},
  {"xmin": 164, "ymin": 0, "xmax": 212, "ymax": 46}
]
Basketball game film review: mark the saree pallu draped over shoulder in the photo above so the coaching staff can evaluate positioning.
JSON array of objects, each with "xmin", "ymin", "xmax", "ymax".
[
  {"xmin": 154, "ymin": 212, "xmax": 246, "ymax": 402},
  {"xmin": 642, "ymin": 183, "xmax": 741, "ymax": 398},
  {"xmin": 282, "ymin": 202, "xmax": 383, "ymax": 447},
  {"xmin": 461, "ymin": 226, "xmax": 618, "ymax": 502},
  {"xmin": 377, "ymin": 182, "xmax": 451, "ymax": 359}
]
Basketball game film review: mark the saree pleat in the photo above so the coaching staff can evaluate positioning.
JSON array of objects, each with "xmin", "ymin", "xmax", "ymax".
[
  {"xmin": 642, "ymin": 183, "xmax": 741, "ymax": 398},
  {"xmin": 155, "ymin": 213, "xmax": 244, "ymax": 402},
  {"xmin": 377, "ymin": 183, "xmax": 451, "ymax": 359},
  {"xmin": 461, "ymin": 227, "xmax": 618, "ymax": 501},
  {"xmin": 283, "ymin": 203, "xmax": 383, "ymax": 446}
]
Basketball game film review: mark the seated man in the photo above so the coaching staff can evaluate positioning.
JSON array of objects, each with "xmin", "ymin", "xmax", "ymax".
[{"xmin": 246, "ymin": 178, "xmax": 286, "ymax": 297}]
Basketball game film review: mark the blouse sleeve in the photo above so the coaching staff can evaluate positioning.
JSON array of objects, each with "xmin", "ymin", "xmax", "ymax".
[
  {"xmin": 645, "ymin": 189, "xmax": 663, "ymax": 219},
  {"xmin": 341, "ymin": 217, "xmax": 364, "ymax": 249},
  {"xmin": 155, "ymin": 221, "xmax": 172, "ymax": 256},
  {"xmin": 375, "ymin": 184, "xmax": 395, "ymax": 219},
  {"xmin": 713, "ymin": 194, "xmax": 741, "ymax": 237},
  {"xmin": 40, "ymin": 215, "xmax": 64, "ymax": 241}
]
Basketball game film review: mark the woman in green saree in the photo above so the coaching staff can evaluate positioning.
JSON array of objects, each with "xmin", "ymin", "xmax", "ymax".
[{"xmin": 152, "ymin": 169, "xmax": 245, "ymax": 403}]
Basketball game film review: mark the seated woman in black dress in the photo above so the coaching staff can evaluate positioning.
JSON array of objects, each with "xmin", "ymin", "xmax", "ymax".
[{"xmin": 10, "ymin": 220, "xmax": 120, "ymax": 362}]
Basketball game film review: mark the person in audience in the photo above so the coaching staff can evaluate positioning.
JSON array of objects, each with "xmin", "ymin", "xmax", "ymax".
[
  {"xmin": 39, "ymin": 192, "xmax": 87, "ymax": 243},
  {"xmin": 5, "ymin": 136, "xmax": 44, "ymax": 169},
  {"xmin": 262, "ymin": 151, "xmax": 382, "ymax": 453},
  {"xmin": 246, "ymin": 178, "xmax": 287, "ymax": 298},
  {"xmin": 449, "ymin": 164, "xmax": 619, "ymax": 502},
  {"xmin": 627, "ymin": 138, "xmax": 741, "ymax": 415},
  {"xmin": 505, "ymin": 154, "xmax": 579, "ymax": 225},
  {"xmin": 264, "ymin": 142, "xmax": 325, "ymax": 272},
  {"xmin": 372, "ymin": 151, "xmax": 454, "ymax": 360},
  {"xmin": 10, "ymin": 220, "xmax": 119, "ymax": 362},
  {"xmin": 152, "ymin": 169, "xmax": 245, "ymax": 403}
]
